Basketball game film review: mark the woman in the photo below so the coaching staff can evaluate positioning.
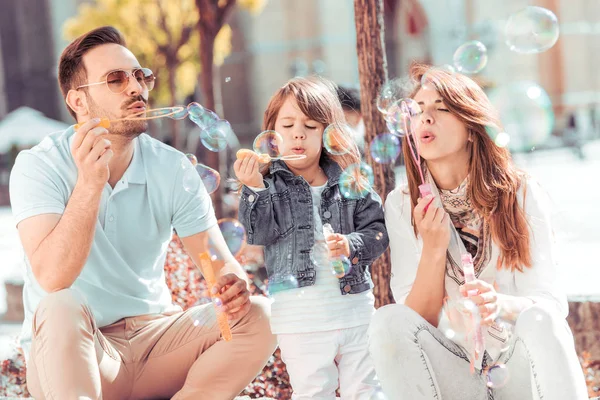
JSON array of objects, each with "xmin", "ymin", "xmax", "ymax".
[{"xmin": 368, "ymin": 64, "xmax": 587, "ymax": 399}]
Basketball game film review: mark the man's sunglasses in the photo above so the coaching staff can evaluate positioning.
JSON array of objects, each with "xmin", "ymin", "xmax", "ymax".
[{"xmin": 77, "ymin": 68, "xmax": 155, "ymax": 94}]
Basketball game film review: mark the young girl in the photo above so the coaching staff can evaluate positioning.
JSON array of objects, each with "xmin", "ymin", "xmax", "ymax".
[
  {"xmin": 368, "ymin": 64, "xmax": 588, "ymax": 399},
  {"xmin": 235, "ymin": 76, "xmax": 389, "ymax": 399}
]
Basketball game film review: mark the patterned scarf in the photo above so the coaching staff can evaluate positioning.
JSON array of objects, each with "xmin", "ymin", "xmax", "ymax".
[{"xmin": 441, "ymin": 178, "xmax": 480, "ymax": 256}]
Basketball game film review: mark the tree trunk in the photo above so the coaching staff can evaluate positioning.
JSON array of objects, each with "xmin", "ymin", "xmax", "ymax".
[
  {"xmin": 383, "ymin": 0, "xmax": 400, "ymax": 76},
  {"xmin": 197, "ymin": 23, "xmax": 223, "ymax": 218},
  {"xmin": 354, "ymin": 0, "xmax": 395, "ymax": 308}
]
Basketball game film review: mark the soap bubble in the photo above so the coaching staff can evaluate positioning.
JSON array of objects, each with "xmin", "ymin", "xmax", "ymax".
[
  {"xmin": 505, "ymin": 6, "xmax": 559, "ymax": 54},
  {"xmin": 187, "ymin": 102, "xmax": 205, "ymax": 118},
  {"xmin": 189, "ymin": 105, "xmax": 220, "ymax": 131},
  {"xmin": 253, "ymin": 130, "xmax": 284, "ymax": 158},
  {"xmin": 208, "ymin": 218, "xmax": 247, "ymax": 259},
  {"xmin": 200, "ymin": 120, "xmax": 231, "ymax": 152},
  {"xmin": 195, "ymin": 164, "xmax": 221, "ymax": 194},
  {"xmin": 485, "ymin": 363, "xmax": 510, "ymax": 389},
  {"xmin": 369, "ymin": 133, "xmax": 401, "ymax": 164},
  {"xmin": 386, "ymin": 119, "xmax": 406, "ymax": 137},
  {"xmin": 185, "ymin": 153, "xmax": 198, "ymax": 166},
  {"xmin": 168, "ymin": 107, "xmax": 189, "ymax": 120},
  {"xmin": 181, "ymin": 157, "xmax": 221, "ymax": 195},
  {"xmin": 339, "ymin": 163, "xmax": 374, "ymax": 200},
  {"xmin": 453, "ymin": 41, "xmax": 488, "ymax": 74},
  {"xmin": 323, "ymin": 123, "xmax": 354, "ymax": 156},
  {"xmin": 377, "ymin": 78, "xmax": 405, "ymax": 115}
]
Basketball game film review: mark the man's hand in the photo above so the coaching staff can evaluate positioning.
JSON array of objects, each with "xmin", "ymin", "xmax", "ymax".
[
  {"xmin": 71, "ymin": 118, "xmax": 113, "ymax": 189},
  {"xmin": 211, "ymin": 272, "xmax": 251, "ymax": 321}
]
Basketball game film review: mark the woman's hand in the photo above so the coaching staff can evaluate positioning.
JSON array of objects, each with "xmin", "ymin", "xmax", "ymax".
[
  {"xmin": 460, "ymin": 280, "xmax": 499, "ymax": 325},
  {"xmin": 414, "ymin": 195, "xmax": 450, "ymax": 253},
  {"xmin": 233, "ymin": 151, "xmax": 265, "ymax": 188}
]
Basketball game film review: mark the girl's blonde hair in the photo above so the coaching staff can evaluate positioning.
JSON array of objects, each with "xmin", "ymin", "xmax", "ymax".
[
  {"xmin": 404, "ymin": 63, "xmax": 531, "ymax": 272},
  {"xmin": 261, "ymin": 75, "xmax": 361, "ymax": 172}
]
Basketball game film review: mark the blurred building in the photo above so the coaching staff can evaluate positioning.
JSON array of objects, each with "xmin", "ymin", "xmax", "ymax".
[
  {"xmin": 1, "ymin": 0, "xmax": 599, "ymax": 148},
  {"xmin": 218, "ymin": 0, "xmax": 600, "ymax": 145},
  {"xmin": 218, "ymin": 0, "xmax": 362, "ymax": 145},
  {"xmin": 0, "ymin": 0, "xmax": 61, "ymax": 121}
]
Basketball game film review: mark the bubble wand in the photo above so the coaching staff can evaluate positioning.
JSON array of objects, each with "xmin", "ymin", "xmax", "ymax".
[
  {"xmin": 199, "ymin": 252, "xmax": 232, "ymax": 342},
  {"xmin": 236, "ymin": 129, "xmax": 308, "ymax": 163},
  {"xmin": 236, "ymin": 149, "xmax": 307, "ymax": 163},
  {"xmin": 400, "ymin": 100, "xmax": 432, "ymax": 199},
  {"xmin": 461, "ymin": 252, "xmax": 484, "ymax": 372},
  {"xmin": 74, "ymin": 106, "xmax": 187, "ymax": 130}
]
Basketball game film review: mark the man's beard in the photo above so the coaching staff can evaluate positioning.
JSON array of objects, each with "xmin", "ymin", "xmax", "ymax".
[{"xmin": 86, "ymin": 94, "xmax": 148, "ymax": 138}]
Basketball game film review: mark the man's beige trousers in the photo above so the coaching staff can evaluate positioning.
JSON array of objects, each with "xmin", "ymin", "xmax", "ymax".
[{"xmin": 26, "ymin": 289, "xmax": 277, "ymax": 400}]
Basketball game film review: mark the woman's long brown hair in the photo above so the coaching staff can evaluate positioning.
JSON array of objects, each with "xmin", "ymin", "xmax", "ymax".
[
  {"xmin": 261, "ymin": 76, "xmax": 361, "ymax": 173},
  {"xmin": 404, "ymin": 63, "xmax": 531, "ymax": 272}
]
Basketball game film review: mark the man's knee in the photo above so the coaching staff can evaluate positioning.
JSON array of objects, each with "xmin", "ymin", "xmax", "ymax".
[{"xmin": 34, "ymin": 288, "xmax": 94, "ymax": 334}]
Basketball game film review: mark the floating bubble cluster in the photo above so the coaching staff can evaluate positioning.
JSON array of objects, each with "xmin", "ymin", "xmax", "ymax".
[{"xmin": 186, "ymin": 102, "xmax": 231, "ymax": 153}]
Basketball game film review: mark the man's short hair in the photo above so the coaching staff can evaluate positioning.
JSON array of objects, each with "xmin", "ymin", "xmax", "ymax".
[
  {"xmin": 336, "ymin": 85, "xmax": 361, "ymax": 114},
  {"xmin": 58, "ymin": 26, "xmax": 126, "ymax": 119}
]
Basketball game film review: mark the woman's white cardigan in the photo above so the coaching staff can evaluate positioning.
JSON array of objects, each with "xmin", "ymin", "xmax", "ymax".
[{"xmin": 384, "ymin": 179, "xmax": 568, "ymax": 319}]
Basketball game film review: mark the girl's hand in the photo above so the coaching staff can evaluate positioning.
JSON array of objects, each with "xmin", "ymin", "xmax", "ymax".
[
  {"xmin": 326, "ymin": 233, "xmax": 350, "ymax": 259},
  {"xmin": 234, "ymin": 152, "xmax": 265, "ymax": 188},
  {"xmin": 414, "ymin": 195, "xmax": 450, "ymax": 253},
  {"xmin": 460, "ymin": 280, "xmax": 499, "ymax": 325}
]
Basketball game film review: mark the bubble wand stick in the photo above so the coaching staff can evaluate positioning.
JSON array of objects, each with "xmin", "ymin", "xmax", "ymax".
[
  {"xmin": 400, "ymin": 100, "xmax": 432, "ymax": 200},
  {"xmin": 199, "ymin": 252, "xmax": 233, "ymax": 342},
  {"xmin": 74, "ymin": 106, "xmax": 187, "ymax": 130},
  {"xmin": 236, "ymin": 148, "xmax": 307, "ymax": 163},
  {"xmin": 462, "ymin": 252, "xmax": 484, "ymax": 372}
]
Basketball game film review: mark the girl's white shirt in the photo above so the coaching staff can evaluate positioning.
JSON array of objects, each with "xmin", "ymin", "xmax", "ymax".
[{"xmin": 269, "ymin": 183, "xmax": 375, "ymax": 335}]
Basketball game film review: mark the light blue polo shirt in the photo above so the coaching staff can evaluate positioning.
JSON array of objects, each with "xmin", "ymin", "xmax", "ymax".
[{"xmin": 9, "ymin": 126, "xmax": 217, "ymax": 359}]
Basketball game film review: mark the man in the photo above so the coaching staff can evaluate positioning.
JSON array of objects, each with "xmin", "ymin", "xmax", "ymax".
[
  {"xmin": 336, "ymin": 85, "xmax": 365, "ymax": 152},
  {"xmin": 9, "ymin": 26, "xmax": 276, "ymax": 400}
]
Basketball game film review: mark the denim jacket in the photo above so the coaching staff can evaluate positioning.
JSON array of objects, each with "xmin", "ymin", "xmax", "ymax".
[{"xmin": 238, "ymin": 156, "xmax": 389, "ymax": 295}]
